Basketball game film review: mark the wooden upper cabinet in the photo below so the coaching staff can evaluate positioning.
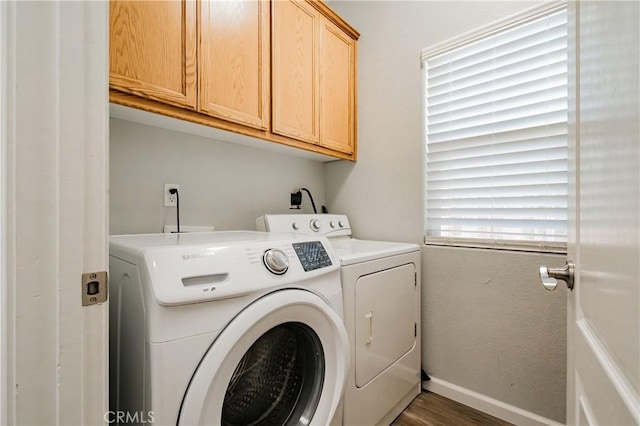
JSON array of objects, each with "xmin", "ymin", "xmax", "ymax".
[
  {"xmin": 109, "ymin": 0, "xmax": 359, "ymax": 160},
  {"xmin": 198, "ymin": 0, "xmax": 270, "ymax": 130},
  {"xmin": 320, "ymin": 19, "xmax": 356, "ymax": 155},
  {"xmin": 272, "ymin": 0, "xmax": 358, "ymax": 155},
  {"xmin": 109, "ymin": 0, "xmax": 197, "ymax": 109},
  {"xmin": 271, "ymin": 0, "xmax": 321, "ymax": 144}
]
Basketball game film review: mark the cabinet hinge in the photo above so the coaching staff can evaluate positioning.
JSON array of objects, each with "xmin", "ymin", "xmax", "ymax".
[
  {"xmin": 414, "ymin": 323, "xmax": 417, "ymax": 337},
  {"xmin": 414, "ymin": 272, "xmax": 417, "ymax": 286}
]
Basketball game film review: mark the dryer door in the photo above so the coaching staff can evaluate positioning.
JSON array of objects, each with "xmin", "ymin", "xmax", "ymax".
[
  {"xmin": 178, "ymin": 289, "xmax": 349, "ymax": 426},
  {"xmin": 355, "ymin": 263, "xmax": 416, "ymax": 387}
]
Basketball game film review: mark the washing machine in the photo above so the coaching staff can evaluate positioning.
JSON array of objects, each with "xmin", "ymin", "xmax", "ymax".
[
  {"xmin": 109, "ymin": 231, "xmax": 349, "ymax": 426},
  {"xmin": 257, "ymin": 215, "xmax": 421, "ymax": 425}
]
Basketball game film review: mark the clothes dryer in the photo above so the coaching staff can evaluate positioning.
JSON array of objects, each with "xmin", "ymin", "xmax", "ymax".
[
  {"xmin": 109, "ymin": 231, "xmax": 349, "ymax": 426},
  {"xmin": 257, "ymin": 215, "xmax": 421, "ymax": 425}
]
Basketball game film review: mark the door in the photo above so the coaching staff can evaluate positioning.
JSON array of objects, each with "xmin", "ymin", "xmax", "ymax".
[
  {"xmin": 2, "ymin": 1, "xmax": 109, "ymax": 424},
  {"xmin": 272, "ymin": 0, "xmax": 321, "ymax": 144},
  {"xmin": 109, "ymin": 0, "xmax": 197, "ymax": 109},
  {"xmin": 198, "ymin": 0, "xmax": 270, "ymax": 130},
  {"xmin": 178, "ymin": 290, "xmax": 349, "ymax": 425},
  {"xmin": 567, "ymin": 2, "xmax": 640, "ymax": 424},
  {"xmin": 354, "ymin": 263, "xmax": 415, "ymax": 387},
  {"xmin": 320, "ymin": 18, "xmax": 356, "ymax": 155}
]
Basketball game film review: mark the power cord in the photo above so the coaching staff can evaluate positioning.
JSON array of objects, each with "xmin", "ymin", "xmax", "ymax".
[
  {"xmin": 298, "ymin": 188, "xmax": 318, "ymax": 214},
  {"xmin": 169, "ymin": 188, "xmax": 180, "ymax": 233}
]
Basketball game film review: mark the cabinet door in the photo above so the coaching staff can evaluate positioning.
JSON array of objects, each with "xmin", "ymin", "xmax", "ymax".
[
  {"xmin": 110, "ymin": 0, "xmax": 197, "ymax": 109},
  {"xmin": 199, "ymin": 0, "xmax": 270, "ymax": 130},
  {"xmin": 320, "ymin": 19, "xmax": 356, "ymax": 155},
  {"xmin": 272, "ymin": 0, "xmax": 320, "ymax": 144}
]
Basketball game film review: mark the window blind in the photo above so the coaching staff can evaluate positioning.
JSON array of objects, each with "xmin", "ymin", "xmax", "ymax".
[{"xmin": 423, "ymin": 6, "xmax": 567, "ymax": 252}]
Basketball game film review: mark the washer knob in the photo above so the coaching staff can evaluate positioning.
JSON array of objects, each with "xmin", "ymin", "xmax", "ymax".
[
  {"xmin": 310, "ymin": 219, "xmax": 321, "ymax": 232},
  {"xmin": 263, "ymin": 249, "xmax": 289, "ymax": 275},
  {"xmin": 329, "ymin": 221, "xmax": 336, "ymax": 228},
  {"xmin": 338, "ymin": 220, "xmax": 345, "ymax": 228},
  {"xmin": 292, "ymin": 222, "xmax": 299, "ymax": 230}
]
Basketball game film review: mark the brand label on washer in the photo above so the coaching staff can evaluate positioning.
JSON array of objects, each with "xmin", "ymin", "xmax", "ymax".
[{"xmin": 182, "ymin": 251, "xmax": 216, "ymax": 261}]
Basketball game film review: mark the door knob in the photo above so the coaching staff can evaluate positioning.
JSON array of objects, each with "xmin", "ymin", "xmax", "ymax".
[{"xmin": 540, "ymin": 261, "xmax": 574, "ymax": 291}]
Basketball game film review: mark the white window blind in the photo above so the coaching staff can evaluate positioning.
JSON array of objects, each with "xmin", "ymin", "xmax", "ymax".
[{"xmin": 422, "ymin": 5, "xmax": 567, "ymax": 252}]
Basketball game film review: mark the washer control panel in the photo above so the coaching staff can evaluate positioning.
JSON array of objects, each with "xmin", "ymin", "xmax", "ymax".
[
  {"xmin": 110, "ymin": 231, "xmax": 341, "ymax": 306},
  {"xmin": 292, "ymin": 241, "xmax": 333, "ymax": 272}
]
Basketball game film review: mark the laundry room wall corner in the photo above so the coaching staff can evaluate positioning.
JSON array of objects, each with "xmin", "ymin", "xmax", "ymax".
[{"xmin": 325, "ymin": 1, "xmax": 567, "ymax": 423}]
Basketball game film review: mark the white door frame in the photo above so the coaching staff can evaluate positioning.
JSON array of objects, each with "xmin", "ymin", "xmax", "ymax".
[
  {"xmin": 1, "ymin": 0, "xmax": 8, "ymax": 423},
  {"xmin": 2, "ymin": 2, "xmax": 109, "ymax": 424}
]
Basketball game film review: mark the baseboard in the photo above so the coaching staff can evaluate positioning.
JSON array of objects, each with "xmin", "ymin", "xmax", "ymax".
[{"xmin": 423, "ymin": 377, "xmax": 564, "ymax": 426}]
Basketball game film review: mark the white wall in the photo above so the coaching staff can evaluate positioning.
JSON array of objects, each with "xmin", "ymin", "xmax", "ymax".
[
  {"xmin": 423, "ymin": 246, "xmax": 566, "ymax": 421},
  {"xmin": 110, "ymin": 118, "xmax": 326, "ymax": 235},
  {"xmin": 326, "ymin": 1, "xmax": 567, "ymax": 423}
]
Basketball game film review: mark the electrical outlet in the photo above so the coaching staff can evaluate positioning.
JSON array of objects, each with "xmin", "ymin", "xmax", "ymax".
[{"xmin": 164, "ymin": 183, "xmax": 179, "ymax": 207}]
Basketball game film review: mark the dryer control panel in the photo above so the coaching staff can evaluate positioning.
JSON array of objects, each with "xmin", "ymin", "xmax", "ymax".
[
  {"xmin": 257, "ymin": 214, "xmax": 352, "ymax": 237},
  {"xmin": 292, "ymin": 241, "xmax": 333, "ymax": 272}
]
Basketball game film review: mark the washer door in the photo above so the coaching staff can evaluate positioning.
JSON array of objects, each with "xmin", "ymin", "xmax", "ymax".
[{"xmin": 178, "ymin": 289, "xmax": 349, "ymax": 426}]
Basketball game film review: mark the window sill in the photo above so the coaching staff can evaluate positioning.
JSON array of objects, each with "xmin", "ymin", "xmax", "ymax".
[{"xmin": 424, "ymin": 238, "xmax": 567, "ymax": 254}]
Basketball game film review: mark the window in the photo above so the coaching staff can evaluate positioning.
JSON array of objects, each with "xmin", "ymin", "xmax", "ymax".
[{"xmin": 422, "ymin": 3, "xmax": 567, "ymax": 252}]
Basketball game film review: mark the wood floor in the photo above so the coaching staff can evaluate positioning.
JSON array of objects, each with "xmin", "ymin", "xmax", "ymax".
[{"xmin": 392, "ymin": 392, "xmax": 513, "ymax": 426}]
